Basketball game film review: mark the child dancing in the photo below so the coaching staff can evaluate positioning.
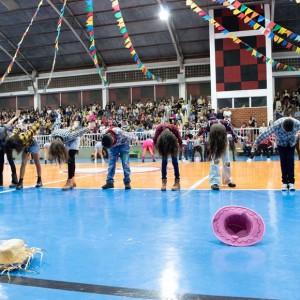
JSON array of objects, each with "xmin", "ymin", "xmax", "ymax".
[
  {"xmin": 101, "ymin": 126, "xmax": 136, "ymax": 189},
  {"xmin": 153, "ymin": 124, "xmax": 182, "ymax": 191},
  {"xmin": 199, "ymin": 119, "xmax": 238, "ymax": 190},
  {"xmin": 253, "ymin": 117, "xmax": 300, "ymax": 191},
  {"xmin": 0, "ymin": 110, "xmax": 20, "ymax": 187},
  {"xmin": 141, "ymin": 138, "xmax": 156, "ymax": 162},
  {"xmin": 5, "ymin": 121, "xmax": 42, "ymax": 190},
  {"xmin": 49, "ymin": 120, "xmax": 89, "ymax": 190}
]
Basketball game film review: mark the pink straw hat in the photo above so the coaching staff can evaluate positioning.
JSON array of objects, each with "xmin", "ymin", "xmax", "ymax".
[{"xmin": 212, "ymin": 206, "xmax": 265, "ymax": 246}]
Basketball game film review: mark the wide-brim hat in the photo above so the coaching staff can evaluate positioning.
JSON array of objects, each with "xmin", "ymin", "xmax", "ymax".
[
  {"xmin": 0, "ymin": 239, "xmax": 42, "ymax": 273},
  {"xmin": 212, "ymin": 206, "xmax": 265, "ymax": 246}
]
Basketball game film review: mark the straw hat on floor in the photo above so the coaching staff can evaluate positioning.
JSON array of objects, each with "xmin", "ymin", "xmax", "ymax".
[{"xmin": 0, "ymin": 239, "xmax": 42, "ymax": 274}]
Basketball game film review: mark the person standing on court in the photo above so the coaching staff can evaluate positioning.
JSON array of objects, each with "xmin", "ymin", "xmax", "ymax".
[
  {"xmin": 253, "ymin": 117, "xmax": 300, "ymax": 191},
  {"xmin": 153, "ymin": 123, "xmax": 182, "ymax": 191},
  {"xmin": 0, "ymin": 110, "xmax": 20, "ymax": 187},
  {"xmin": 198, "ymin": 118, "xmax": 238, "ymax": 190},
  {"xmin": 5, "ymin": 120, "xmax": 42, "ymax": 190},
  {"xmin": 101, "ymin": 126, "xmax": 136, "ymax": 190}
]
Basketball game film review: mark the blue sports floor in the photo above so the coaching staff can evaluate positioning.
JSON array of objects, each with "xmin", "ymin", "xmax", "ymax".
[{"xmin": 0, "ymin": 183, "xmax": 299, "ymax": 300}]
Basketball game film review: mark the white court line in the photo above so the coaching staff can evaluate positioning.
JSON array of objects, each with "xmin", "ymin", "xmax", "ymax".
[{"xmin": 169, "ymin": 174, "xmax": 209, "ymax": 201}]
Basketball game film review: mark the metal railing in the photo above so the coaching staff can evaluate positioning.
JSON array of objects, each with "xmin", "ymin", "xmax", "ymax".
[{"xmin": 35, "ymin": 127, "xmax": 263, "ymax": 149}]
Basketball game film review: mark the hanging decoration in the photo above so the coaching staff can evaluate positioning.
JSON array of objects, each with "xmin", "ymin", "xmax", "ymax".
[
  {"xmin": 111, "ymin": 0, "xmax": 164, "ymax": 82},
  {"xmin": 1, "ymin": 0, "xmax": 44, "ymax": 84},
  {"xmin": 85, "ymin": 0, "xmax": 107, "ymax": 85},
  {"xmin": 44, "ymin": 0, "xmax": 67, "ymax": 91},
  {"xmin": 212, "ymin": 0, "xmax": 300, "ymax": 53},
  {"xmin": 186, "ymin": 0, "xmax": 300, "ymax": 70}
]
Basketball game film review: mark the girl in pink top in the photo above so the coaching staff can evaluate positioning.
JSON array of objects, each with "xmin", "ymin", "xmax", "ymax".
[{"xmin": 141, "ymin": 139, "xmax": 155, "ymax": 162}]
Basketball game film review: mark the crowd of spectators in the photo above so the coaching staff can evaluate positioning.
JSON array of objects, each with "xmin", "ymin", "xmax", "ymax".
[{"xmin": 0, "ymin": 89, "xmax": 299, "ymax": 161}]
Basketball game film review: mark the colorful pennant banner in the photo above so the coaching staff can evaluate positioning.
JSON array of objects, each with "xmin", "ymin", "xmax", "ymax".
[
  {"xmin": 212, "ymin": 0, "xmax": 300, "ymax": 52},
  {"xmin": 44, "ymin": 0, "xmax": 67, "ymax": 91},
  {"xmin": 186, "ymin": 0, "xmax": 300, "ymax": 71},
  {"xmin": 1, "ymin": 0, "xmax": 44, "ymax": 84},
  {"xmin": 111, "ymin": 0, "xmax": 163, "ymax": 82},
  {"xmin": 85, "ymin": 0, "xmax": 107, "ymax": 85}
]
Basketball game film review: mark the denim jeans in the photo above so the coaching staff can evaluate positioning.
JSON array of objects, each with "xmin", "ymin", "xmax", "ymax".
[
  {"xmin": 161, "ymin": 156, "xmax": 180, "ymax": 179},
  {"xmin": 209, "ymin": 144, "xmax": 232, "ymax": 186},
  {"xmin": 106, "ymin": 143, "xmax": 131, "ymax": 184},
  {"xmin": 277, "ymin": 145, "xmax": 295, "ymax": 184}
]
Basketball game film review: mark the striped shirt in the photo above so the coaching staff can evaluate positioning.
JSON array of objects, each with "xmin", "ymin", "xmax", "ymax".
[
  {"xmin": 254, "ymin": 117, "xmax": 300, "ymax": 148},
  {"xmin": 12, "ymin": 122, "xmax": 40, "ymax": 148}
]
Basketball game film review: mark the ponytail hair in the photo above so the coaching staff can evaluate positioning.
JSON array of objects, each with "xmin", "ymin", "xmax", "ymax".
[
  {"xmin": 207, "ymin": 123, "xmax": 227, "ymax": 160},
  {"xmin": 49, "ymin": 137, "xmax": 69, "ymax": 165},
  {"xmin": 156, "ymin": 129, "xmax": 179, "ymax": 159}
]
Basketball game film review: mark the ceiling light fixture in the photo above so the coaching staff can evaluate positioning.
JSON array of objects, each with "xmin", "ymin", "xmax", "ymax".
[{"xmin": 159, "ymin": 6, "xmax": 169, "ymax": 21}]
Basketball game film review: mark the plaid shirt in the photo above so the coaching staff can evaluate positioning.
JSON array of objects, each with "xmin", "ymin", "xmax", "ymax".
[
  {"xmin": 102, "ymin": 127, "xmax": 136, "ymax": 147},
  {"xmin": 254, "ymin": 117, "xmax": 300, "ymax": 148},
  {"xmin": 51, "ymin": 119, "xmax": 89, "ymax": 143}
]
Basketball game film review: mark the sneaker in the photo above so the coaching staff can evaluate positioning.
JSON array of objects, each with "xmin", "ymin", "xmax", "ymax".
[
  {"xmin": 266, "ymin": 158, "xmax": 271, "ymax": 162},
  {"xmin": 124, "ymin": 182, "xmax": 131, "ymax": 190},
  {"xmin": 102, "ymin": 182, "xmax": 114, "ymax": 189},
  {"xmin": 35, "ymin": 181, "xmax": 43, "ymax": 188},
  {"xmin": 247, "ymin": 158, "xmax": 252, "ymax": 162},
  {"xmin": 288, "ymin": 183, "xmax": 296, "ymax": 191},
  {"xmin": 211, "ymin": 184, "xmax": 219, "ymax": 190},
  {"xmin": 228, "ymin": 182, "xmax": 236, "ymax": 188},
  {"xmin": 281, "ymin": 184, "xmax": 288, "ymax": 191}
]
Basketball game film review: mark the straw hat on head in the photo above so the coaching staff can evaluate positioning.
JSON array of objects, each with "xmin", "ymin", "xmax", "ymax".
[
  {"xmin": 0, "ymin": 239, "xmax": 42, "ymax": 274},
  {"xmin": 212, "ymin": 206, "xmax": 265, "ymax": 247}
]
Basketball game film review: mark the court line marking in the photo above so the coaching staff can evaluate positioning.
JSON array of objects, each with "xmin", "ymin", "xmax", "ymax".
[
  {"xmin": 0, "ymin": 275, "xmax": 272, "ymax": 300},
  {"xmin": 169, "ymin": 175, "xmax": 209, "ymax": 201}
]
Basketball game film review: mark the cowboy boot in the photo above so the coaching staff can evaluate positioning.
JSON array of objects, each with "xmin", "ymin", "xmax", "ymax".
[
  {"xmin": 62, "ymin": 179, "xmax": 73, "ymax": 191},
  {"xmin": 72, "ymin": 177, "xmax": 77, "ymax": 188},
  {"xmin": 171, "ymin": 178, "xmax": 180, "ymax": 191},
  {"xmin": 161, "ymin": 179, "xmax": 167, "ymax": 191}
]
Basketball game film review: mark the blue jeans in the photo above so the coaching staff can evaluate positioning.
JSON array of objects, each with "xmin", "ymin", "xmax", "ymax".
[
  {"xmin": 161, "ymin": 156, "xmax": 180, "ymax": 179},
  {"xmin": 106, "ymin": 144, "xmax": 131, "ymax": 184},
  {"xmin": 209, "ymin": 144, "xmax": 232, "ymax": 186}
]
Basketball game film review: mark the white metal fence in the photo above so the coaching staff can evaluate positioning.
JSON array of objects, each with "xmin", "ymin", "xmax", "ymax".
[{"xmin": 35, "ymin": 128, "xmax": 261, "ymax": 149}]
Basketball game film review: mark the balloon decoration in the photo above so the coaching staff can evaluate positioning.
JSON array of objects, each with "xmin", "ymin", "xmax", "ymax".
[
  {"xmin": 85, "ymin": 0, "xmax": 107, "ymax": 85},
  {"xmin": 44, "ymin": 0, "xmax": 67, "ymax": 91},
  {"xmin": 186, "ymin": 0, "xmax": 300, "ymax": 71},
  {"xmin": 111, "ymin": 0, "xmax": 164, "ymax": 82},
  {"xmin": 0, "ymin": 0, "xmax": 44, "ymax": 84}
]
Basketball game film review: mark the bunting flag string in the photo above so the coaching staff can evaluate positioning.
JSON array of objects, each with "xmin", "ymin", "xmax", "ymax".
[
  {"xmin": 0, "ymin": 0, "xmax": 44, "ymax": 84},
  {"xmin": 186, "ymin": 0, "xmax": 300, "ymax": 71},
  {"xmin": 85, "ymin": 0, "xmax": 107, "ymax": 85},
  {"xmin": 111, "ymin": 0, "xmax": 163, "ymax": 82},
  {"xmin": 212, "ymin": 0, "xmax": 300, "ymax": 52},
  {"xmin": 44, "ymin": 0, "xmax": 67, "ymax": 91}
]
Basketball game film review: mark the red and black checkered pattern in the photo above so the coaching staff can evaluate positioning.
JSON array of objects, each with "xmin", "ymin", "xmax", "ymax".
[{"xmin": 214, "ymin": 6, "xmax": 267, "ymax": 92}]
